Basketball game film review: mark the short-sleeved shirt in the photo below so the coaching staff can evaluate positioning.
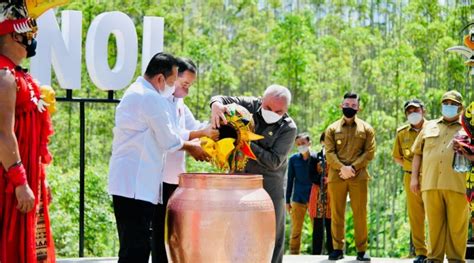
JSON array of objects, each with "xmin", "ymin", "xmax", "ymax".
[
  {"xmin": 392, "ymin": 122, "xmax": 425, "ymax": 172},
  {"xmin": 325, "ymin": 117, "xmax": 376, "ymax": 183},
  {"xmin": 412, "ymin": 118, "xmax": 466, "ymax": 194}
]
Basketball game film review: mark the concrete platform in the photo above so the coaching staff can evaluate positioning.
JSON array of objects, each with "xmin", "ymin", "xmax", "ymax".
[{"xmin": 56, "ymin": 255, "xmax": 474, "ymax": 262}]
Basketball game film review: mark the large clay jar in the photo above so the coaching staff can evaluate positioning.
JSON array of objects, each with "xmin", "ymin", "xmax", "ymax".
[{"xmin": 165, "ymin": 173, "xmax": 275, "ymax": 263}]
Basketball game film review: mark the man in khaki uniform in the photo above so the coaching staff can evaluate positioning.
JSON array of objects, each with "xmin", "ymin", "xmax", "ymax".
[
  {"xmin": 325, "ymin": 92, "xmax": 376, "ymax": 261},
  {"xmin": 411, "ymin": 90, "xmax": 469, "ymax": 263},
  {"xmin": 392, "ymin": 99, "xmax": 427, "ymax": 263}
]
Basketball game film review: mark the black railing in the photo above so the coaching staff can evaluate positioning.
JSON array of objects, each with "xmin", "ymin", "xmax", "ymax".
[{"xmin": 57, "ymin": 90, "xmax": 120, "ymax": 257}]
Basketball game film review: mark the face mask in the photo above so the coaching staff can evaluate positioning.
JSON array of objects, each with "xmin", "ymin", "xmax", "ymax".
[
  {"xmin": 261, "ymin": 108, "xmax": 282, "ymax": 124},
  {"xmin": 342, "ymin": 107, "xmax": 357, "ymax": 118},
  {"xmin": 25, "ymin": 38, "xmax": 37, "ymax": 58},
  {"xmin": 16, "ymin": 34, "xmax": 37, "ymax": 58},
  {"xmin": 407, "ymin": 112, "xmax": 422, "ymax": 125},
  {"xmin": 161, "ymin": 82, "xmax": 176, "ymax": 98},
  {"xmin": 297, "ymin": 145, "xmax": 309, "ymax": 154},
  {"xmin": 442, "ymin": 104, "xmax": 459, "ymax": 119}
]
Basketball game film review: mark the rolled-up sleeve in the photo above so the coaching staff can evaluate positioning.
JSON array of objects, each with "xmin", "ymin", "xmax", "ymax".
[
  {"xmin": 176, "ymin": 104, "xmax": 207, "ymax": 141},
  {"xmin": 184, "ymin": 104, "xmax": 207, "ymax": 131},
  {"xmin": 178, "ymin": 130, "xmax": 191, "ymax": 141}
]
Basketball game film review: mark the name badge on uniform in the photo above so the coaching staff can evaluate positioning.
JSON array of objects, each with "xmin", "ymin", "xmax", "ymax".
[{"xmin": 337, "ymin": 140, "xmax": 342, "ymax": 145}]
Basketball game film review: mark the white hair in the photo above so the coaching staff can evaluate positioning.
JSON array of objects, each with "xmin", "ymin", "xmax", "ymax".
[{"xmin": 263, "ymin": 84, "xmax": 291, "ymax": 105}]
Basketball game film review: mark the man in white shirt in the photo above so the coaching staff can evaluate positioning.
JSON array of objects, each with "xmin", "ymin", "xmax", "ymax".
[
  {"xmin": 108, "ymin": 53, "xmax": 209, "ymax": 263},
  {"xmin": 151, "ymin": 58, "xmax": 218, "ymax": 262}
]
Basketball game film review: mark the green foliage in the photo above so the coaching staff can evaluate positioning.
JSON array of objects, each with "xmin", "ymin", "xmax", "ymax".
[{"xmin": 45, "ymin": 0, "xmax": 474, "ymax": 258}]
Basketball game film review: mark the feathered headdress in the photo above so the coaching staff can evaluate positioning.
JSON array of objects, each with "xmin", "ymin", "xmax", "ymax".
[
  {"xmin": 0, "ymin": 0, "xmax": 68, "ymax": 36},
  {"xmin": 462, "ymin": 102, "xmax": 474, "ymax": 139},
  {"xmin": 446, "ymin": 22, "xmax": 474, "ymax": 75},
  {"xmin": 0, "ymin": 1, "xmax": 36, "ymax": 35}
]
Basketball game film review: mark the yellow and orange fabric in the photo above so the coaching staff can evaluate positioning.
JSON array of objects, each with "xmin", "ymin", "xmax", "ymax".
[{"xmin": 201, "ymin": 103, "xmax": 263, "ymax": 172}]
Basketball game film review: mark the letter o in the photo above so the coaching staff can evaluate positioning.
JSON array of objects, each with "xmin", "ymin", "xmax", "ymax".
[{"xmin": 86, "ymin": 11, "xmax": 138, "ymax": 91}]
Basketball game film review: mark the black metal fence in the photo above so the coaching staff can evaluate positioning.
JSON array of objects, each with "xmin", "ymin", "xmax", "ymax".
[{"xmin": 57, "ymin": 90, "xmax": 120, "ymax": 257}]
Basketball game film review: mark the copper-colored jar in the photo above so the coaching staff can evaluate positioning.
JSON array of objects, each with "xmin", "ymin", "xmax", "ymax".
[{"xmin": 165, "ymin": 173, "xmax": 275, "ymax": 263}]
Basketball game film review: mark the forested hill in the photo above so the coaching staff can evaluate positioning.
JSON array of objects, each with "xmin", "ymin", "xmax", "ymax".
[{"xmin": 46, "ymin": 0, "xmax": 473, "ymax": 257}]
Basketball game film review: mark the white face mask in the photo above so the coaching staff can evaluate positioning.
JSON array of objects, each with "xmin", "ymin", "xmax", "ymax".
[
  {"xmin": 407, "ymin": 112, "xmax": 423, "ymax": 125},
  {"xmin": 261, "ymin": 108, "xmax": 283, "ymax": 124},
  {"xmin": 297, "ymin": 145, "xmax": 309, "ymax": 154},
  {"xmin": 160, "ymin": 82, "xmax": 176, "ymax": 98}
]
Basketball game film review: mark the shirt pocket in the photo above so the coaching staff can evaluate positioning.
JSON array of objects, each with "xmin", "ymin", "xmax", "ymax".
[
  {"xmin": 423, "ymin": 129, "xmax": 440, "ymax": 150},
  {"xmin": 401, "ymin": 137, "xmax": 414, "ymax": 158},
  {"xmin": 353, "ymin": 131, "xmax": 367, "ymax": 151}
]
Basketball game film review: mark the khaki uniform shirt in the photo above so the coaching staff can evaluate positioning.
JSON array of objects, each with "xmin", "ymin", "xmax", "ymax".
[
  {"xmin": 325, "ymin": 117, "xmax": 376, "ymax": 183},
  {"xmin": 412, "ymin": 118, "xmax": 465, "ymax": 194},
  {"xmin": 392, "ymin": 122, "xmax": 425, "ymax": 172}
]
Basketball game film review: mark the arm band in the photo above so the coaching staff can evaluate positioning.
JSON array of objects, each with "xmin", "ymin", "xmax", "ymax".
[{"xmin": 6, "ymin": 162, "xmax": 27, "ymax": 187}]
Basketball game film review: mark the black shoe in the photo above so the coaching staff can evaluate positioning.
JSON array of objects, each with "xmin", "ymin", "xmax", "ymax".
[
  {"xmin": 328, "ymin": 249, "xmax": 344, "ymax": 260},
  {"xmin": 356, "ymin": 251, "xmax": 371, "ymax": 261},
  {"xmin": 413, "ymin": 255, "xmax": 427, "ymax": 263}
]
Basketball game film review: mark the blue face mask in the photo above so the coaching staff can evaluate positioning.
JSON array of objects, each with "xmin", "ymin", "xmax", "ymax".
[{"xmin": 441, "ymin": 104, "xmax": 459, "ymax": 119}]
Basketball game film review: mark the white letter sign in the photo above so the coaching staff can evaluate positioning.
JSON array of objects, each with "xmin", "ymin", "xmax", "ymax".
[
  {"xmin": 85, "ymin": 11, "xmax": 138, "ymax": 91},
  {"xmin": 142, "ymin": 16, "xmax": 164, "ymax": 75},
  {"xmin": 31, "ymin": 10, "xmax": 82, "ymax": 90}
]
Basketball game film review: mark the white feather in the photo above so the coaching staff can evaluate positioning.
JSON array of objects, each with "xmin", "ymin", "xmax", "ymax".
[
  {"xmin": 0, "ymin": 3, "xmax": 8, "ymax": 23},
  {"xmin": 446, "ymin": 46, "xmax": 474, "ymax": 59}
]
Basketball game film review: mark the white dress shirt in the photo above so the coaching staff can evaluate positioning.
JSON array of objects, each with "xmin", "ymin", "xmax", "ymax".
[
  {"xmin": 108, "ymin": 77, "xmax": 183, "ymax": 204},
  {"xmin": 162, "ymin": 97, "xmax": 207, "ymax": 184}
]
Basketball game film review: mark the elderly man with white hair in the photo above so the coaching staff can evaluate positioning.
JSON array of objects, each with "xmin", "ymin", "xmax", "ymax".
[{"xmin": 210, "ymin": 84, "xmax": 297, "ymax": 263}]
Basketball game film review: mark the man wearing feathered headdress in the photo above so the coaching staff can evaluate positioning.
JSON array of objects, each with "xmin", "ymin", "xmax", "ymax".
[
  {"xmin": 453, "ymin": 102, "xmax": 474, "ymax": 243},
  {"xmin": 0, "ymin": 0, "xmax": 65, "ymax": 262}
]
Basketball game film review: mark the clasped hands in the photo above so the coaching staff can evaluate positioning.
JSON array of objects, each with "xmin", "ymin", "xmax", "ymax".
[{"xmin": 339, "ymin": 165, "xmax": 356, "ymax": 180}]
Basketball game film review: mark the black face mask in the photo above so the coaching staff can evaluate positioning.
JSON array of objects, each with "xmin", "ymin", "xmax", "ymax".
[
  {"xmin": 24, "ymin": 38, "xmax": 37, "ymax": 58},
  {"xmin": 342, "ymin": 107, "xmax": 357, "ymax": 118},
  {"xmin": 15, "ymin": 34, "xmax": 37, "ymax": 58}
]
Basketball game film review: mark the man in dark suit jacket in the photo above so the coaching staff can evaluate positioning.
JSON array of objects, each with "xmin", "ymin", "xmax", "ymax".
[{"xmin": 210, "ymin": 84, "xmax": 297, "ymax": 263}]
